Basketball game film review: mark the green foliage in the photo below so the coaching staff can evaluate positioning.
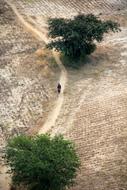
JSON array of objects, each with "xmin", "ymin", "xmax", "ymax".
[
  {"xmin": 47, "ymin": 14, "xmax": 120, "ymax": 60},
  {"xmin": 5, "ymin": 134, "xmax": 80, "ymax": 190},
  {"xmin": 60, "ymin": 53, "xmax": 88, "ymax": 69}
]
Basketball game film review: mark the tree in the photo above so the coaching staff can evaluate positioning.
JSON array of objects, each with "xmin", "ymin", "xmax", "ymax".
[
  {"xmin": 47, "ymin": 14, "xmax": 120, "ymax": 59},
  {"xmin": 5, "ymin": 134, "xmax": 80, "ymax": 190}
]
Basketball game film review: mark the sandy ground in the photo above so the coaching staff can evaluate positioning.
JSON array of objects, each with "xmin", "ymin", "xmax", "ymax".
[
  {"xmin": 1, "ymin": 0, "xmax": 127, "ymax": 190},
  {"xmin": 0, "ymin": 1, "xmax": 67, "ymax": 189},
  {"xmin": 5, "ymin": 0, "xmax": 68, "ymax": 135}
]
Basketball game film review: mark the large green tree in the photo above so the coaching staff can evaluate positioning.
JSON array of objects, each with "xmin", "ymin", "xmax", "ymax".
[
  {"xmin": 47, "ymin": 14, "xmax": 120, "ymax": 58},
  {"xmin": 5, "ymin": 134, "xmax": 80, "ymax": 190}
]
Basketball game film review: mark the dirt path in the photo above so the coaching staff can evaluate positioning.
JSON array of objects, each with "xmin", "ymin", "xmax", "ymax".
[
  {"xmin": 3, "ymin": 2, "xmax": 127, "ymax": 190},
  {"xmin": 0, "ymin": 1, "xmax": 67, "ymax": 189},
  {"xmin": 39, "ymin": 51, "xmax": 67, "ymax": 134},
  {"xmin": 0, "ymin": 165, "xmax": 11, "ymax": 190},
  {"xmin": 5, "ymin": 1, "xmax": 48, "ymax": 43},
  {"xmin": 5, "ymin": 0, "xmax": 68, "ymax": 134}
]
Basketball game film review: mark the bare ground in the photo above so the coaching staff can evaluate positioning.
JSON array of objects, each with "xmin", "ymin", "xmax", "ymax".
[
  {"xmin": 0, "ymin": 1, "xmax": 60, "ymax": 189},
  {"xmin": 5, "ymin": 0, "xmax": 68, "ymax": 135},
  {"xmin": 1, "ymin": 0, "xmax": 127, "ymax": 190}
]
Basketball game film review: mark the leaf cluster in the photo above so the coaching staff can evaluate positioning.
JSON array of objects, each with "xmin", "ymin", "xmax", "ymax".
[
  {"xmin": 5, "ymin": 135, "xmax": 80, "ymax": 190},
  {"xmin": 47, "ymin": 14, "xmax": 120, "ymax": 59}
]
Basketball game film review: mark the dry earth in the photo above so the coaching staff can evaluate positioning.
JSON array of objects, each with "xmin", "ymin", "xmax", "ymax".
[
  {"xmin": 1, "ymin": 0, "xmax": 127, "ymax": 190},
  {"xmin": 0, "ymin": 1, "xmax": 60, "ymax": 189}
]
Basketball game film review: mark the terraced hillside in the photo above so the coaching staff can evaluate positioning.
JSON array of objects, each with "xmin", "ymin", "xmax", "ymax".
[{"xmin": 1, "ymin": 0, "xmax": 127, "ymax": 190}]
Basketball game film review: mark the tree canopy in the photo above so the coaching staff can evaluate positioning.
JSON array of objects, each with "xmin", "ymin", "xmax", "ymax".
[
  {"xmin": 47, "ymin": 14, "xmax": 120, "ymax": 59},
  {"xmin": 5, "ymin": 134, "xmax": 80, "ymax": 190}
]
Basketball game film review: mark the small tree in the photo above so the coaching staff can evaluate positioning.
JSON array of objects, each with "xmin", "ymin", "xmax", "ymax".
[
  {"xmin": 5, "ymin": 134, "xmax": 80, "ymax": 190},
  {"xmin": 47, "ymin": 14, "xmax": 120, "ymax": 59}
]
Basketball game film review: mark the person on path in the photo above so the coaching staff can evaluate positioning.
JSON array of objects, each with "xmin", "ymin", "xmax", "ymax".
[{"xmin": 57, "ymin": 83, "xmax": 61, "ymax": 94}]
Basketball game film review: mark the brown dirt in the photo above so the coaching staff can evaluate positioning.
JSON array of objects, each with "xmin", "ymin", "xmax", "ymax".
[
  {"xmin": 1, "ymin": 1, "xmax": 127, "ymax": 190},
  {"xmin": 0, "ymin": 1, "xmax": 60, "ymax": 189}
]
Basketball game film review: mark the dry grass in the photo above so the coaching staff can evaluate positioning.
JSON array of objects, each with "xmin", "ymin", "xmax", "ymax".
[{"xmin": 1, "ymin": 1, "xmax": 127, "ymax": 190}]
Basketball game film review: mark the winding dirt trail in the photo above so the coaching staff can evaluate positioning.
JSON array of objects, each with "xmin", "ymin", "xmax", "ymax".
[
  {"xmin": 0, "ymin": 1, "xmax": 67, "ymax": 190},
  {"xmin": 5, "ymin": 0, "xmax": 68, "ymax": 135},
  {"xmin": 39, "ymin": 51, "xmax": 67, "ymax": 134}
]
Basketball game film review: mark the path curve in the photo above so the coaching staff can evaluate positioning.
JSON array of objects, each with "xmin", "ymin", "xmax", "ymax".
[
  {"xmin": 5, "ymin": 0, "xmax": 68, "ymax": 134},
  {"xmin": 39, "ymin": 51, "xmax": 67, "ymax": 134},
  {"xmin": 0, "ymin": 1, "xmax": 67, "ymax": 189}
]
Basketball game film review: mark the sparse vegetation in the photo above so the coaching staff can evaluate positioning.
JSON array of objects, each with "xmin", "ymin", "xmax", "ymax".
[
  {"xmin": 1, "ymin": 1, "xmax": 127, "ymax": 190},
  {"xmin": 47, "ymin": 14, "xmax": 120, "ymax": 62},
  {"xmin": 5, "ymin": 134, "xmax": 80, "ymax": 190}
]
